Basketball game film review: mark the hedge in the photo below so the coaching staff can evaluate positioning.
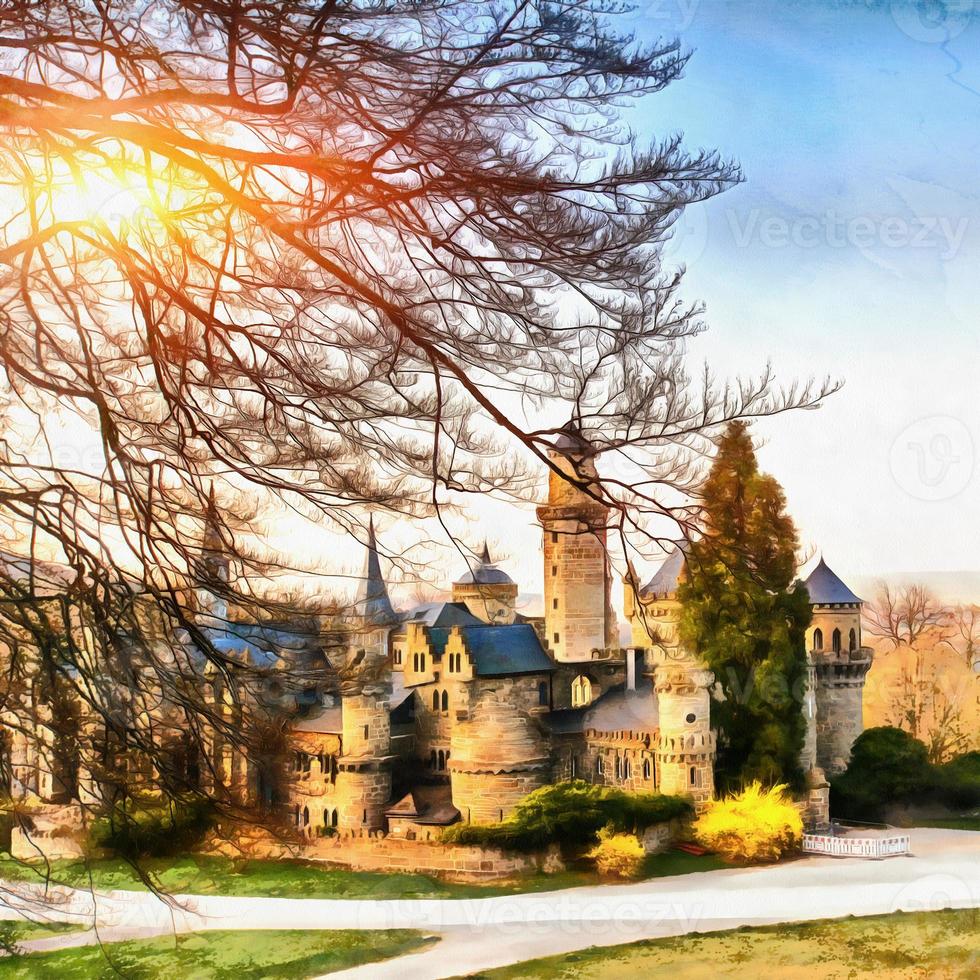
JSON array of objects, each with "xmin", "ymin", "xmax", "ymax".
[{"xmin": 441, "ymin": 781, "xmax": 690, "ymax": 853}]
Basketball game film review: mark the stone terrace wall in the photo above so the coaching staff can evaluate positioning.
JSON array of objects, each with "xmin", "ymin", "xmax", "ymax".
[
  {"xmin": 208, "ymin": 827, "xmax": 564, "ymax": 881},
  {"xmin": 304, "ymin": 833, "xmax": 564, "ymax": 880}
]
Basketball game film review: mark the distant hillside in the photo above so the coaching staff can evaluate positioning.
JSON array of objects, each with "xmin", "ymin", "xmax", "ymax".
[{"xmin": 852, "ymin": 572, "xmax": 980, "ymax": 606}]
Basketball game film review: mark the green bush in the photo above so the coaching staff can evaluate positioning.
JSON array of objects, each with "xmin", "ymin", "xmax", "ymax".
[
  {"xmin": 441, "ymin": 781, "xmax": 690, "ymax": 854},
  {"xmin": 89, "ymin": 798, "xmax": 216, "ymax": 859},
  {"xmin": 831, "ymin": 727, "xmax": 938, "ymax": 822},
  {"xmin": 937, "ymin": 752, "xmax": 980, "ymax": 812}
]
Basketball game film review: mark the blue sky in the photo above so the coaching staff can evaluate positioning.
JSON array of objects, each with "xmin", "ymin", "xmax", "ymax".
[{"xmin": 619, "ymin": 0, "xmax": 979, "ymax": 578}]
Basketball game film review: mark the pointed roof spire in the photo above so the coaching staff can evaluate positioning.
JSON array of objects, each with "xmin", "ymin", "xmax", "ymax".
[
  {"xmin": 202, "ymin": 482, "xmax": 224, "ymax": 554},
  {"xmin": 480, "ymin": 540, "xmax": 492, "ymax": 566},
  {"xmin": 641, "ymin": 547, "xmax": 686, "ymax": 597},
  {"xmin": 803, "ymin": 557, "xmax": 862, "ymax": 605},
  {"xmin": 358, "ymin": 515, "xmax": 398, "ymax": 625}
]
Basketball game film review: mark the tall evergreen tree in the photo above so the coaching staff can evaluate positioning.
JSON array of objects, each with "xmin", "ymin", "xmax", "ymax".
[{"xmin": 678, "ymin": 422, "xmax": 811, "ymax": 791}]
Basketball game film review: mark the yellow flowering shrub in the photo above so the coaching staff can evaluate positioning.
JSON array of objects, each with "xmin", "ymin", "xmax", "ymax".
[
  {"xmin": 587, "ymin": 828, "xmax": 646, "ymax": 879},
  {"xmin": 693, "ymin": 782, "xmax": 803, "ymax": 864}
]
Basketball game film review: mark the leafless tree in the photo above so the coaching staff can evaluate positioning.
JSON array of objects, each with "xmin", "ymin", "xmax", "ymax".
[
  {"xmin": 866, "ymin": 583, "xmax": 971, "ymax": 764},
  {"xmin": 0, "ymin": 0, "xmax": 836, "ymax": 863},
  {"xmin": 864, "ymin": 583, "xmax": 948, "ymax": 651},
  {"xmin": 944, "ymin": 604, "xmax": 980, "ymax": 672}
]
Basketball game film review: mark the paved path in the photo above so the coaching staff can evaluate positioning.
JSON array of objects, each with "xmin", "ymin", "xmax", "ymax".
[{"xmin": 0, "ymin": 829, "xmax": 977, "ymax": 978}]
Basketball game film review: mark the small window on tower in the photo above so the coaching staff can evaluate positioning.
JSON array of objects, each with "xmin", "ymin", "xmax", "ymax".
[
  {"xmin": 553, "ymin": 632, "xmax": 560, "ymax": 644},
  {"xmin": 552, "ymin": 564, "xmax": 558, "ymax": 576},
  {"xmin": 685, "ymin": 712, "xmax": 696, "ymax": 724},
  {"xmin": 553, "ymin": 598, "xmax": 558, "ymax": 610},
  {"xmin": 551, "ymin": 531, "xmax": 559, "ymax": 543}
]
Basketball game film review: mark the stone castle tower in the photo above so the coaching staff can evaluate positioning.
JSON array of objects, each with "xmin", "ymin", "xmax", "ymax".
[
  {"xmin": 195, "ymin": 485, "xmax": 230, "ymax": 622},
  {"xmin": 653, "ymin": 662, "xmax": 716, "ymax": 803},
  {"xmin": 449, "ymin": 671, "xmax": 551, "ymax": 824},
  {"xmin": 336, "ymin": 654, "xmax": 393, "ymax": 831},
  {"xmin": 333, "ymin": 518, "xmax": 399, "ymax": 831},
  {"xmin": 536, "ymin": 422, "xmax": 616, "ymax": 662},
  {"xmin": 803, "ymin": 558, "xmax": 873, "ymax": 775},
  {"xmin": 451, "ymin": 543, "xmax": 518, "ymax": 624}
]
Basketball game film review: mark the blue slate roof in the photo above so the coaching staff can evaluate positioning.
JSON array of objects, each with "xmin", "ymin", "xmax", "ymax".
[
  {"xmin": 803, "ymin": 558, "xmax": 863, "ymax": 605},
  {"xmin": 401, "ymin": 601, "xmax": 484, "ymax": 629},
  {"xmin": 426, "ymin": 624, "xmax": 553, "ymax": 676},
  {"xmin": 201, "ymin": 621, "xmax": 314, "ymax": 669},
  {"xmin": 454, "ymin": 543, "xmax": 515, "ymax": 586}
]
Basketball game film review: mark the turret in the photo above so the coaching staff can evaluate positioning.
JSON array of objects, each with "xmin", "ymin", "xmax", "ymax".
[
  {"xmin": 803, "ymin": 558, "xmax": 873, "ymax": 775},
  {"xmin": 623, "ymin": 548, "xmax": 686, "ymax": 668},
  {"xmin": 335, "ymin": 651, "xmax": 393, "ymax": 831},
  {"xmin": 653, "ymin": 662, "xmax": 716, "ymax": 804},
  {"xmin": 535, "ymin": 420, "xmax": 616, "ymax": 662},
  {"xmin": 451, "ymin": 543, "xmax": 518, "ymax": 624},
  {"xmin": 195, "ymin": 485, "xmax": 230, "ymax": 622}
]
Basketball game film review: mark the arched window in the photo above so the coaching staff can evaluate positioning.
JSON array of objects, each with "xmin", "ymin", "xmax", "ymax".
[
  {"xmin": 614, "ymin": 756, "xmax": 621, "ymax": 779},
  {"xmin": 420, "ymin": 654, "xmax": 426, "ymax": 671},
  {"xmin": 413, "ymin": 653, "xmax": 419, "ymax": 671},
  {"xmin": 441, "ymin": 690, "xmax": 449, "ymax": 711},
  {"xmin": 432, "ymin": 689, "xmax": 440, "ymax": 711},
  {"xmin": 331, "ymin": 809, "xmax": 338, "ymax": 828},
  {"xmin": 570, "ymin": 755, "xmax": 577, "ymax": 778},
  {"xmin": 429, "ymin": 749, "xmax": 437, "ymax": 768},
  {"xmin": 690, "ymin": 766, "xmax": 697, "ymax": 787},
  {"xmin": 437, "ymin": 749, "xmax": 445, "ymax": 770},
  {"xmin": 849, "ymin": 628, "xmax": 857, "ymax": 651},
  {"xmin": 538, "ymin": 681, "xmax": 548, "ymax": 707},
  {"xmin": 643, "ymin": 759, "xmax": 652, "ymax": 780},
  {"xmin": 596, "ymin": 756, "xmax": 604, "ymax": 776},
  {"xmin": 303, "ymin": 806, "xmax": 310, "ymax": 827},
  {"xmin": 623, "ymin": 758, "xmax": 631, "ymax": 779},
  {"xmin": 813, "ymin": 628, "xmax": 823, "ymax": 651},
  {"xmin": 832, "ymin": 628, "xmax": 842, "ymax": 653},
  {"xmin": 571, "ymin": 675, "xmax": 593, "ymax": 708}
]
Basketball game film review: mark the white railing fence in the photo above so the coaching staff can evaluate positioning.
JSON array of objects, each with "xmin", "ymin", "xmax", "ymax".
[{"xmin": 802, "ymin": 832, "xmax": 911, "ymax": 858}]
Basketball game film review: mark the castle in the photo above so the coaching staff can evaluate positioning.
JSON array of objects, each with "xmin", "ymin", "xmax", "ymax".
[{"xmin": 2, "ymin": 429, "xmax": 873, "ymax": 848}]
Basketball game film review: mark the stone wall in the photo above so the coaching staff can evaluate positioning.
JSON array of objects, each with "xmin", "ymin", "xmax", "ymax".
[
  {"xmin": 9, "ymin": 803, "xmax": 87, "ymax": 862},
  {"xmin": 288, "ymin": 731, "xmax": 342, "ymax": 836},
  {"xmin": 304, "ymin": 832, "xmax": 564, "ymax": 881},
  {"xmin": 578, "ymin": 728, "xmax": 658, "ymax": 792}
]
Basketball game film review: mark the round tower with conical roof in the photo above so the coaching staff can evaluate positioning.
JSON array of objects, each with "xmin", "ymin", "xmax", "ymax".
[{"xmin": 451, "ymin": 544, "xmax": 518, "ymax": 624}]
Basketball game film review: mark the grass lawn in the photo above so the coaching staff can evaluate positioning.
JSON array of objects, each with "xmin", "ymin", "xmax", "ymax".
[
  {"xmin": 0, "ymin": 920, "xmax": 84, "ymax": 943},
  {"xmin": 0, "ymin": 849, "xmax": 727, "ymax": 900},
  {"xmin": 0, "ymin": 928, "xmax": 430, "ymax": 978},
  {"xmin": 906, "ymin": 816, "xmax": 980, "ymax": 832},
  {"xmin": 461, "ymin": 908, "xmax": 980, "ymax": 979}
]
